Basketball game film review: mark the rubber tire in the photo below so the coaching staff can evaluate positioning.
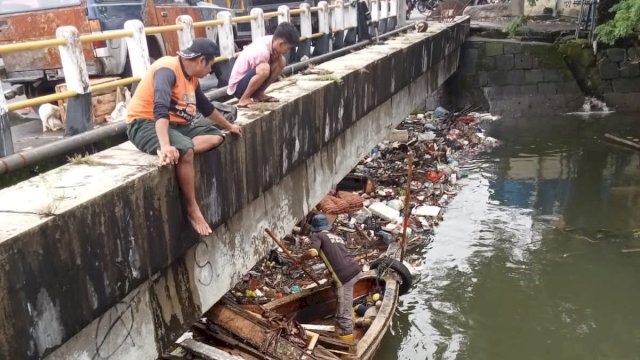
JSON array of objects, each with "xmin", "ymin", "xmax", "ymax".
[{"xmin": 370, "ymin": 257, "xmax": 413, "ymax": 296}]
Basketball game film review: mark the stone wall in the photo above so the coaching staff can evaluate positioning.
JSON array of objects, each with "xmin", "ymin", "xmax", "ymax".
[
  {"xmin": 452, "ymin": 37, "xmax": 583, "ymax": 115},
  {"xmin": 597, "ymin": 47, "xmax": 640, "ymax": 111}
]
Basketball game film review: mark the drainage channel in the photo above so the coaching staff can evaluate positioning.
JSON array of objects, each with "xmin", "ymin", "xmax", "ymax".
[{"xmin": 161, "ymin": 105, "xmax": 500, "ymax": 360}]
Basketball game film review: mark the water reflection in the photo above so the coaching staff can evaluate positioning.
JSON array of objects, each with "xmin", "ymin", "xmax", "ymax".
[{"xmin": 375, "ymin": 113, "xmax": 640, "ymax": 360}]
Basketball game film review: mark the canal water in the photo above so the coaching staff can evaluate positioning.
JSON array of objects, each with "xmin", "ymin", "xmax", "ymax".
[{"xmin": 375, "ymin": 112, "xmax": 640, "ymax": 360}]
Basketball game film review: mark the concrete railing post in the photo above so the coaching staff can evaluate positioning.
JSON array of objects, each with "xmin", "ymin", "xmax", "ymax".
[
  {"xmin": 176, "ymin": 15, "xmax": 195, "ymax": 50},
  {"xmin": 371, "ymin": 0, "xmax": 379, "ymax": 24},
  {"xmin": 315, "ymin": 1, "xmax": 331, "ymax": 55},
  {"xmin": 0, "ymin": 82, "xmax": 13, "ymax": 157},
  {"xmin": 297, "ymin": 3, "xmax": 312, "ymax": 60},
  {"xmin": 124, "ymin": 20, "xmax": 151, "ymax": 79},
  {"xmin": 332, "ymin": 0, "xmax": 345, "ymax": 50},
  {"xmin": 380, "ymin": 0, "xmax": 389, "ymax": 33},
  {"xmin": 57, "ymin": 26, "xmax": 92, "ymax": 136},
  {"xmin": 250, "ymin": 8, "xmax": 266, "ymax": 41},
  {"xmin": 344, "ymin": 0, "xmax": 358, "ymax": 45},
  {"xmin": 299, "ymin": 3, "xmax": 312, "ymax": 40},
  {"xmin": 217, "ymin": 11, "xmax": 235, "ymax": 59},
  {"xmin": 389, "ymin": 0, "xmax": 398, "ymax": 30},
  {"xmin": 216, "ymin": 11, "xmax": 235, "ymax": 86},
  {"xmin": 397, "ymin": 0, "xmax": 406, "ymax": 26},
  {"xmin": 278, "ymin": 5, "xmax": 290, "ymax": 24}
]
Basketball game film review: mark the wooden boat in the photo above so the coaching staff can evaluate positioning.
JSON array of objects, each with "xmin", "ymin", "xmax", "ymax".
[
  {"xmin": 264, "ymin": 270, "xmax": 401, "ymax": 360},
  {"xmin": 193, "ymin": 269, "xmax": 401, "ymax": 360}
]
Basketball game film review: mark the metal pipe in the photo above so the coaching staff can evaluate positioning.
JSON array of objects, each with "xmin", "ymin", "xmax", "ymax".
[
  {"xmin": 91, "ymin": 77, "xmax": 140, "ymax": 92},
  {"xmin": 264, "ymin": 11, "xmax": 284, "ymax": 18},
  {"xmin": 1, "ymin": 22, "xmax": 416, "ymax": 175},
  {"xmin": 231, "ymin": 15, "xmax": 257, "ymax": 23},
  {"xmin": 193, "ymin": 19, "xmax": 224, "ymax": 28},
  {"xmin": 144, "ymin": 24, "xmax": 184, "ymax": 35},
  {"xmin": 0, "ymin": 121, "xmax": 127, "ymax": 175},
  {"xmin": 0, "ymin": 38, "xmax": 65, "ymax": 54},
  {"xmin": 79, "ymin": 30, "xmax": 134, "ymax": 43},
  {"xmin": 7, "ymin": 90, "xmax": 77, "ymax": 112}
]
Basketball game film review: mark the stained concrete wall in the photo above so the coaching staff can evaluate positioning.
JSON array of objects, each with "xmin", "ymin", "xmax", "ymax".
[
  {"xmin": 451, "ymin": 36, "xmax": 584, "ymax": 115},
  {"xmin": 0, "ymin": 18, "xmax": 469, "ymax": 360}
]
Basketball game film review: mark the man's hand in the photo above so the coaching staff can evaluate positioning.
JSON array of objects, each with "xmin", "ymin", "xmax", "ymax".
[
  {"xmin": 228, "ymin": 124, "xmax": 243, "ymax": 137},
  {"xmin": 157, "ymin": 146, "xmax": 179, "ymax": 165}
]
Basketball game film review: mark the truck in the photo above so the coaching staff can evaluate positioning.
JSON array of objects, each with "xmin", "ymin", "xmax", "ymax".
[{"xmin": 0, "ymin": 0, "xmax": 234, "ymax": 99}]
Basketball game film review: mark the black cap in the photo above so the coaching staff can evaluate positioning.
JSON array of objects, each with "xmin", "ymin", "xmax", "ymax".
[{"xmin": 178, "ymin": 38, "xmax": 220, "ymax": 60}]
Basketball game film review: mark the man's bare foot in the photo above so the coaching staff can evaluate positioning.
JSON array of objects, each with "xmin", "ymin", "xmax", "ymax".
[
  {"xmin": 237, "ymin": 98, "xmax": 256, "ymax": 108},
  {"xmin": 187, "ymin": 206, "xmax": 212, "ymax": 236}
]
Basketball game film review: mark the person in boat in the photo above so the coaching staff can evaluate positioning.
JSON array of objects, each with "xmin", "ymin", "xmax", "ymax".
[
  {"xmin": 297, "ymin": 214, "xmax": 362, "ymax": 343},
  {"xmin": 126, "ymin": 38, "xmax": 242, "ymax": 236},
  {"xmin": 226, "ymin": 22, "xmax": 299, "ymax": 107}
]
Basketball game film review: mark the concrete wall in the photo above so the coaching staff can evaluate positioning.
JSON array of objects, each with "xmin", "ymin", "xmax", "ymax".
[
  {"xmin": 524, "ymin": 0, "xmax": 581, "ymax": 16},
  {"xmin": 451, "ymin": 37, "xmax": 584, "ymax": 115},
  {"xmin": 0, "ymin": 18, "xmax": 469, "ymax": 360}
]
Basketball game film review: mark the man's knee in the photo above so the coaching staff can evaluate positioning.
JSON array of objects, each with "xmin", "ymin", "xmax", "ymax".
[
  {"xmin": 256, "ymin": 63, "xmax": 271, "ymax": 77},
  {"xmin": 210, "ymin": 135, "xmax": 224, "ymax": 148},
  {"xmin": 180, "ymin": 148, "xmax": 194, "ymax": 162}
]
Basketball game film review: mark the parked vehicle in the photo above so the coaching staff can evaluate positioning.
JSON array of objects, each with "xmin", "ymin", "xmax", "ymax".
[{"xmin": 0, "ymin": 0, "xmax": 233, "ymax": 99}]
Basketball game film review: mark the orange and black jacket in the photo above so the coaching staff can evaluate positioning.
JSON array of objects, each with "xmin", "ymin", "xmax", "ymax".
[{"xmin": 127, "ymin": 56, "xmax": 214, "ymax": 125}]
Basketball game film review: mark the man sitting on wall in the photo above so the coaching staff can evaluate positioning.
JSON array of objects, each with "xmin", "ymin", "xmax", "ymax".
[
  {"xmin": 227, "ymin": 22, "xmax": 299, "ymax": 107},
  {"xmin": 127, "ymin": 38, "xmax": 242, "ymax": 236}
]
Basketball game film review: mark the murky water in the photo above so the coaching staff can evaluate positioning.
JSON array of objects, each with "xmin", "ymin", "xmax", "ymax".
[{"xmin": 375, "ymin": 112, "xmax": 640, "ymax": 360}]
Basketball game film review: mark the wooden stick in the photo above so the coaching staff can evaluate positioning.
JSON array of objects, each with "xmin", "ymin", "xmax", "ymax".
[
  {"xmin": 305, "ymin": 331, "xmax": 320, "ymax": 354},
  {"xmin": 400, "ymin": 152, "xmax": 414, "ymax": 261},
  {"xmin": 265, "ymin": 228, "xmax": 321, "ymax": 286},
  {"xmin": 356, "ymin": 227, "xmax": 372, "ymax": 264},
  {"xmin": 604, "ymin": 133, "xmax": 640, "ymax": 151},
  {"xmin": 621, "ymin": 248, "xmax": 640, "ymax": 253}
]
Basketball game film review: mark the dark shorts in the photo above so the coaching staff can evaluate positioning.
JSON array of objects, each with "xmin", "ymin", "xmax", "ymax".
[
  {"xmin": 126, "ymin": 119, "xmax": 225, "ymax": 156},
  {"xmin": 233, "ymin": 67, "xmax": 258, "ymax": 99}
]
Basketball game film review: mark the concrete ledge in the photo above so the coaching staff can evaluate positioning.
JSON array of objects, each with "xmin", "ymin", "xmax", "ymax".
[{"xmin": 0, "ymin": 18, "xmax": 469, "ymax": 359}]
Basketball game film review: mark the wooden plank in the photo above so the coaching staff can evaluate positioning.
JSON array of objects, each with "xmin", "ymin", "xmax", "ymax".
[
  {"xmin": 179, "ymin": 339, "xmax": 245, "ymax": 360},
  {"xmin": 604, "ymin": 133, "xmax": 640, "ymax": 151},
  {"xmin": 305, "ymin": 331, "xmax": 319, "ymax": 354},
  {"xmin": 316, "ymin": 334, "xmax": 351, "ymax": 351},
  {"xmin": 209, "ymin": 303, "xmax": 318, "ymax": 360},
  {"xmin": 302, "ymin": 324, "xmax": 335, "ymax": 332},
  {"xmin": 194, "ymin": 323, "xmax": 275, "ymax": 360}
]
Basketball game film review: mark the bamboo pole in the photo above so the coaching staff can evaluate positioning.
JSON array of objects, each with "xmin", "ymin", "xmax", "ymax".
[
  {"xmin": 399, "ymin": 152, "xmax": 414, "ymax": 261},
  {"xmin": 265, "ymin": 229, "xmax": 321, "ymax": 286}
]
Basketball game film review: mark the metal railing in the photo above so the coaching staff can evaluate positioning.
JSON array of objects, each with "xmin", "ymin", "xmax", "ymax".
[{"xmin": 0, "ymin": 0, "xmax": 402, "ymax": 164}]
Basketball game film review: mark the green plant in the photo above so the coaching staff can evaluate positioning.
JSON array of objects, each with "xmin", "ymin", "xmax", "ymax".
[
  {"xmin": 504, "ymin": 15, "xmax": 529, "ymax": 37},
  {"xmin": 68, "ymin": 152, "xmax": 99, "ymax": 165},
  {"xmin": 37, "ymin": 174, "xmax": 67, "ymax": 217},
  {"xmin": 595, "ymin": 0, "xmax": 640, "ymax": 45}
]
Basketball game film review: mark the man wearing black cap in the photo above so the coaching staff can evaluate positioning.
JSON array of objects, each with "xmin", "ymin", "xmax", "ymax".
[
  {"xmin": 127, "ymin": 38, "xmax": 242, "ymax": 236},
  {"xmin": 297, "ymin": 214, "xmax": 361, "ymax": 343}
]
